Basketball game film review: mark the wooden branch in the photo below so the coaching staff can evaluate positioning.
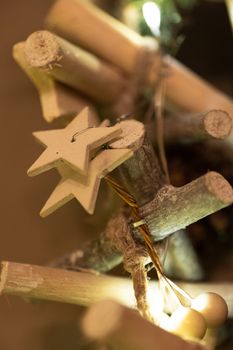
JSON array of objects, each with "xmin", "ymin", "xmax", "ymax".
[
  {"xmin": 1, "ymin": 261, "xmax": 233, "ymax": 318},
  {"xmin": 164, "ymin": 230, "xmax": 204, "ymax": 281},
  {"xmin": 148, "ymin": 110, "xmax": 232, "ymax": 144},
  {"xmin": 13, "ymin": 42, "xmax": 98, "ymax": 124},
  {"xmin": 164, "ymin": 56, "xmax": 233, "ymax": 144},
  {"xmin": 50, "ymin": 213, "xmax": 124, "ymax": 272},
  {"xmin": 0, "ymin": 261, "xmax": 135, "ymax": 307},
  {"xmin": 110, "ymin": 119, "xmax": 165, "ymax": 205},
  {"xmin": 139, "ymin": 171, "xmax": 233, "ymax": 240},
  {"xmin": 52, "ymin": 171, "xmax": 232, "ymax": 273},
  {"xmin": 82, "ymin": 300, "xmax": 206, "ymax": 350},
  {"xmin": 24, "ymin": 30, "xmax": 132, "ymax": 107},
  {"xmin": 45, "ymin": 0, "xmax": 161, "ymax": 84}
]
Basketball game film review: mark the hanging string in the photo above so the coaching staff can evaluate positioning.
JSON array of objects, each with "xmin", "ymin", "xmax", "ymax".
[
  {"xmin": 104, "ymin": 175, "xmax": 191, "ymax": 309},
  {"xmin": 154, "ymin": 74, "xmax": 170, "ymax": 184}
]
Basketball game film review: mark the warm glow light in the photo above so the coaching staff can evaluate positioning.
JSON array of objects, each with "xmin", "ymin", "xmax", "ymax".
[
  {"xmin": 147, "ymin": 285, "xmax": 164, "ymax": 322},
  {"xmin": 142, "ymin": 1, "xmax": 161, "ymax": 36}
]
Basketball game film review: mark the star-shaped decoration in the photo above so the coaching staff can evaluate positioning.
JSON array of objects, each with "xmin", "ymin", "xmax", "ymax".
[
  {"xmin": 27, "ymin": 107, "xmax": 122, "ymax": 177},
  {"xmin": 40, "ymin": 148, "xmax": 133, "ymax": 217}
]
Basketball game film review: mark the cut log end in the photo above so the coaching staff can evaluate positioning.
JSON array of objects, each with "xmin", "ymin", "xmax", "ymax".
[
  {"xmin": 110, "ymin": 120, "xmax": 145, "ymax": 151},
  {"xmin": 205, "ymin": 172, "xmax": 233, "ymax": 204},
  {"xmin": 204, "ymin": 110, "xmax": 232, "ymax": 139},
  {"xmin": 25, "ymin": 30, "xmax": 61, "ymax": 69},
  {"xmin": 82, "ymin": 299, "xmax": 124, "ymax": 340}
]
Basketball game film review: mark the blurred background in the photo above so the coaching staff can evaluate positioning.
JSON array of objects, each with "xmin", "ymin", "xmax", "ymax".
[{"xmin": 0, "ymin": 1, "xmax": 232, "ymax": 349}]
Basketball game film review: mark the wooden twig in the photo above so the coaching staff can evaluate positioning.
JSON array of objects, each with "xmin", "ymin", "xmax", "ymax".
[
  {"xmin": 24, "ymin": 31, "xmax": 132, "ymax": 108},
  {"xmin": 52, "ymin": 169, "xmax": 233, "ymax": 273},
  {"xmin": 0, "ymin": 261, "xmax": 135, "ymax": 307},
  {"xmin": 110, "ymin": 119, "xmax": 165, "ymax": 205},
  {"xmin": 13, "ymin": 42, "xmax": 97, "ymax": 124},
  {"xmin": 164, "ymin": 56, "xmax": 233, "ymax": 144},
  {"xmin": 164, "ymin": 230, "xmax": 204, "ymax": 281},
  {"xmin": 45, "ymin": 0, "xmax": 161, "ymax": 84},
  {"xmin": 51, "ymin": 123, "xmax": 232, "ymax": 275},
  {"xmin": 139, "ymin": 171, "xmax": 233, "ymax": 240},
  {"xmin": 1, "ymin": 261, "xmax": 233, "ymax": 318},
  {"xmin": 148, "ymin": 110, "xmax": 232, "ymax": 144},
  {"xmin": 82, "ymin": 300, "xmax": 206, "ymax": 350}
]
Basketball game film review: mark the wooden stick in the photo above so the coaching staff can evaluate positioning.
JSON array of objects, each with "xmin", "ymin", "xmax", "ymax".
[
  {"xmin": 82, "ymin": 300, "xmax": 206, "ymax": 350},
  {"xmin": 0, "ymin": 261, "xmax": 135, "ymax": 307},
  {"xmin": 164, "ymin": 230, "xmax": 204, "ymax": 281},
  {"xmin": 45, "ymin": 0, "xmax": 161, "ymax": 83},
  {"xmin": 1, "ymin": 261, "xmax": 233, "ymax": 317},
  {"xmin": 13, "ymin": 42, "xmax": 98, "ymax": 124},
  {"xmin": 164, "ymin": 56, "xmax": 233, "ymax": 144},
  {"xmin": 110, "ymin": 119, "xmax": 165, "ymax": 206},
  {"xmin": 24, "ymin": 31, "xmax": 132, "ymax": 107},
  {"xmin": 49, "ymin": 213, "xmax": 124, "ymax": 273},
  {"xmin": 148, "ymin": 110, "xmax": 232, "ymax": 144},
  {"xmin": 139, "ymin": 171, "xmax": 233, "ymax": 240},
  {"xmin": 51, "ymin": 124, "xmax": 233, "ymax": 275}
]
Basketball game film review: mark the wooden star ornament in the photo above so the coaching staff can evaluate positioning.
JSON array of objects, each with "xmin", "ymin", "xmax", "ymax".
[
  {"xmin": 27, "ymin": 107, "xmax": 122, "ymax": 177},
  {"xmin": 40, "ymin": 148, "xmax": 133, "ymax": 216}
]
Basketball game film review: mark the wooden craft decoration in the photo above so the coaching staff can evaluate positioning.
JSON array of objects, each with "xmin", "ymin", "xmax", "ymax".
[
  {"xmin": 41, "ymin": 148, "xmax": 132, "ymax": 216},
  {"xmin": 28, "ymin": 107, "xmax": 133, "ymax": 215},
  {"xmin": 27, "ymin": 107, "xmax": 122, "ymax": 176},
  {"xmin": 4, "ymin": 1, "xmax": 233, "ymax": 349}
]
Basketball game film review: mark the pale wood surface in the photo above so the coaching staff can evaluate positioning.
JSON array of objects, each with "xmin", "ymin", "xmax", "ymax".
[
  {"xmin": 13, "ymin": 42, "xmax": 96, "ymax": 123},
  {"xmin": 25, "ymin": 30, "xmax": 131, "ymax": 105},
  {"xmin": 45, "ymin": 0, "xmax": 147, "ymax": 75},
  {"xmin": 28, "ymin": 107, "xmax": 122, "ymax": 177},
  {"xmin": 164, "ymin": 56, "xmax": 233, "ymax": 145},
  {"xmin": 148, "ymin": 110, "xmax": 232, "ymax": 144},
  {"xmin": 41, "ymin": 148, "xmax": 132, "ymax": 216},
  {"xmin": 1, "ymin": 261, "xmax": 233, "ymax": 318}
]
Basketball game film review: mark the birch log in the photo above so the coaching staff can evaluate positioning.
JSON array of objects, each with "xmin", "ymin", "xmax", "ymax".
[
  {"xmin": 24, "ymin": 31, "xmax": 132, "ymax": 108},
  {"xmin": 45, "ymin": 0, "xmax": 161, "ymax": 84},
  {"xmin": 148, "ymin": 110, "xmax": 232, "ymax": 144},
  {"xmin": 1, "ymin": 261, "xmax": 233, "ymax": 317},
  {"xmin": 13, "ymin": 42, "xmax": 97, "ymax": 124},
  {"xmin": 164, "ymin": 56, "xmax": 233, "ymax": 145}
]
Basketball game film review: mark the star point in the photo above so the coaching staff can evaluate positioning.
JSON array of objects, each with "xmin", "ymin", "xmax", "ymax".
[
  {"xmin": 28, "ymin": 107, "xmax": 122, "ymax": 177},
  {"xmin": 40, "ymin": 148, "xmax": 133, "ymax": 216}
]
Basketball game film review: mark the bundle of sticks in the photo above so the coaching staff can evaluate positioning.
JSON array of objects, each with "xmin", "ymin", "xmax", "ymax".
[{"xmin": 3, "ymin": 0, "xmax": 233, "ymax": 349}]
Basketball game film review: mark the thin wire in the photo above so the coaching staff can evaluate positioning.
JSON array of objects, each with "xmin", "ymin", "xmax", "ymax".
[{"xmin": 104, "ymin": 175, "xmax": 191, "ymax": 308}]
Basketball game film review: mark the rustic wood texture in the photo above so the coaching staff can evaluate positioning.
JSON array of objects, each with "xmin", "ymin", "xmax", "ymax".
[
  {"xmin": 40, "ymin": 148, "xmax": 132, "ymax": 216},
  {"xmin": 164, "ymin": 56, "xmax": 233, "ymax": 145},
  {"xmin": 1, "ymin": 261, "xmax": 233, "ymax": 318},
  {"xmin": 50, "ymin": 211, "xmax": 125, "ymax": 272},
  {"xmin": 27, "ymin": 107, "xmax": 122, "ymax": 177},
  {"xmin": 13, "ymin": 41, "xmax": 96, "ymax": 124},
  {"xmin": 25, "ymin": 30, "xmax": 131, "ymax": 106},
  {"xmin": 82, "ymin": 300, "xmax": 206, "ymax": 350},
  {"xmin": 45, "ymin": 0, "xmax": 161, "ymax": 83},
  {"xmin": 164, "ymin": 230, "xmax": 204, "ymax": 281},
  {"xmin": 0, "ymin": 262, "xmax": 135, "ymax": 307},
  {"xmin": 149, "ymin": 110, "xmax": 232, "ymax": 144},
  {"xmin": 139, "ymin": 172, "xmax": 233, "ymax": 240},
  {"xmin": 110, "ymin": 119, "xmax": 165, "ymax": 206}
]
